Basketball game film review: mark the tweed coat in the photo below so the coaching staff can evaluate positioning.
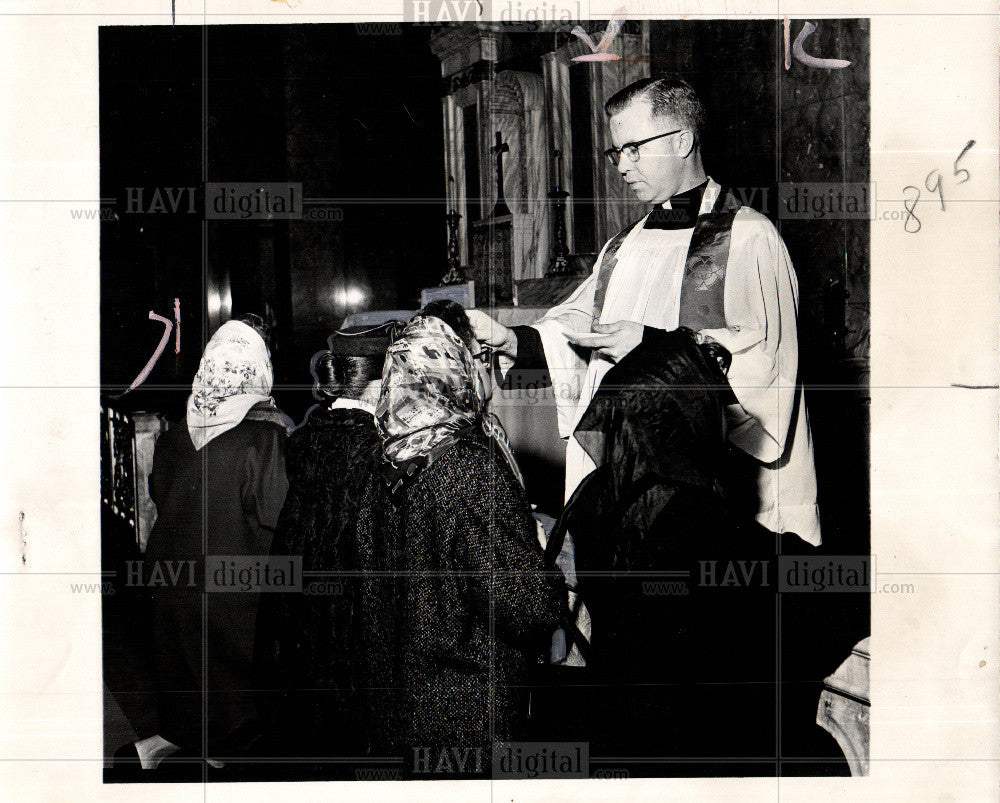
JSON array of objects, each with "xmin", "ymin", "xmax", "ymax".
[{"xmin": 353, "ymin": 433, "xmax": 565, "ymax": 771}]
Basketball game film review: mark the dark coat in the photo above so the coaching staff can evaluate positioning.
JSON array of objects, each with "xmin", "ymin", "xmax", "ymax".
[
  {"xmin": 557, "ymin": 327, "xmax": 778, "ymax": 764},
  {"xmin": 255, "ymin": 405, "xmax": 381, "ymax": 764},
  {"xmin": 353, "ymin": 433, "xmax": 565, "ymax": 774},
  {"xmin": 145, "ymin": 407, "xmax": 289, "ymax": 755}
]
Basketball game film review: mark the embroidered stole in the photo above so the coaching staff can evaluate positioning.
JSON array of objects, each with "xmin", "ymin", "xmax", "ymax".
[{"xmin": 591, "ymin": 187, "xmax": 744, "ymax": 329}]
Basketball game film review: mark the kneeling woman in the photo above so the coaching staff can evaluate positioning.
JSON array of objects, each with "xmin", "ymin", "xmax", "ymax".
[
  {"xmin": 255, "ymin": 323, "xmax": 398, "ymax": 774},
  {"xmin": 354, "ymin": 302, "xmax": 565, "ymax": 776},
  {"xmin": 551, "ymin": 327, "xmax": 778, "ymax": 774},
  {"xmin": 144, "ymin": 317, "xmax": 291, "ymax": 767}
]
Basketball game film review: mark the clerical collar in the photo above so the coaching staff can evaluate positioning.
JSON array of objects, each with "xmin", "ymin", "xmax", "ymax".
[
  {"xmin": 331, "ymin": 397, "xmax": 373, "ymax": 414},
  {"xmin": 643, "ymin": 180, "xmax": 709, "ymax": 230}
]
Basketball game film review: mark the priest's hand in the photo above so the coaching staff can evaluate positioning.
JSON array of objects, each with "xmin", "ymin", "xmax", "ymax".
[
  {"xmin": 467, "ymin": 309, "xmax": 518, "ymax": 358},
  {"xmin": 564, "ymin": 320, "xmax": 643, "ymax": 362}
]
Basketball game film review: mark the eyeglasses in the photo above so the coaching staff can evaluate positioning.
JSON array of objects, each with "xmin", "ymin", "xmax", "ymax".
[
  {"xmin": 472, "ymin": 345, "xmax": 493, "ymax": 364},
  {"xmin": 604, "ymin": 129, "xmax": 683, "ymax": 167}
]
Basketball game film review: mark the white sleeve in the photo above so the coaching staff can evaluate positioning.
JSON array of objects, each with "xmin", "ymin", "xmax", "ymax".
[
  {"xmin": 525, "ymin": 233, "xmax": 631, "ymax": 438},
  {"xmin": 699, "ymin": 211, "xmax": 800, "ymax": 463},
  {"xmin": 529, "ymin": 271, "xmax": 598, "ymax": 438}
]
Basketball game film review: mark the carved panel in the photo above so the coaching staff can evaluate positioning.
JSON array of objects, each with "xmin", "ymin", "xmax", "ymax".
[{"xmin": 481, "ymin": 70, "xmax": 549, "ymax": 281}]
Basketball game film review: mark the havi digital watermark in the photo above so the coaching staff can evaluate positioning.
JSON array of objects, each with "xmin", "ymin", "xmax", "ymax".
[
  {"xmin": 205, "ymin": 555, "xmax": 302, "ymax": 593},
  {"xmin": 205, "ymin": 182, "xmax": 302, "ymax": 220}
]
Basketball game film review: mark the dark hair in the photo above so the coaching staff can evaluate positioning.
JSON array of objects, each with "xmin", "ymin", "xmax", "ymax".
[
  {"xmin": 604, "ymin": 76, "xmax": 706, "ymax": 147},
  {"xmin": 419, "ymin": 299, "xmax": 476, "ymax": 350},
  {"xmin": 313, "ymin": 352, "xmax": 383, "ymax": 401}
]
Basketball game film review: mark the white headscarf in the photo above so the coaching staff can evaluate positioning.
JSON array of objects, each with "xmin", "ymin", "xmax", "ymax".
[{"xmin": 186, "ymin": 320, "xmax": 275, "ymax": 451}]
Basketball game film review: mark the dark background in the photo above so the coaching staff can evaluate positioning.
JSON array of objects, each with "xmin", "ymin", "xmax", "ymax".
[
  {"xmin": 100, "ymin": 24, "xmax": 445, "ymax": 420},
  {"xmin": 648, "ymin": 21, "xmax": 871, "ymax": 774},
  {"xmin": 101, "ymin": 20, "xmax": 870, "ymax": 777}
]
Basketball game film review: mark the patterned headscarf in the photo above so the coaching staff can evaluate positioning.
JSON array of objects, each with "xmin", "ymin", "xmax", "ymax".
[
  {"xmin": 186, "ymin": 319, "xmax": 276, "ymax": 451},
  {"xmin": 375, "ymin": 315, "xmax": 523, "ymax": 497}
]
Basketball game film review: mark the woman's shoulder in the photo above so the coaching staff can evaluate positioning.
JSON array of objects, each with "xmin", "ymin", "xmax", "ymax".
[
  {"xmin": 296, "ymin": 405, "xmax": 377, "ymax": 433},
  {"xmin": 425, "ymin": 434, "xmax": 517, "ymax": 490},
  {"xmin": 404, "ymin": 437, "xmax": 529, "ymax": 530},
  {"xmin": 289, "ymin": 409, "xmax": 380, "ymax": 462},
  {"xmin": 436, "ymin": 433, "xmax": 491, "ymax": 465},
  {"xmin": 238, "ymin": 417, "xmax": 289, "ymax": 441},
  {"xmin": 218, "ymin": 415, "xmax": 291, "ymax": 458},
  {"xmin": 243, "ymin": 401, "xmax": 294, "ymax": 433}
]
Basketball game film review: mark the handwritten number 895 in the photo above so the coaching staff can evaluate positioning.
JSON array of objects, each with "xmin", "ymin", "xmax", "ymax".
[{"xmin": 902, "ymin": 140, "xmax": 975, "ymax": 234}]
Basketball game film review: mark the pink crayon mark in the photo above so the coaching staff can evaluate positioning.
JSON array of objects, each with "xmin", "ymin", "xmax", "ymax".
[
  {"xmin": 783, "ymin": 18, "xmax": 792, "ymax": 70},
  {"xmin": 789, "ymin": 21, "xmax": 852, "ymax": 70},
  {"xmin": 125, "ymin": 310, "xmax": 173, "ymax": 393},
  {"xmin": 173, "ymin": 297, "xmax": 181, "ymax": 354},
  {"xmin": 571, "ymin": 8, "xmax": 626, "ymax": 62},
  {"xmin": 572, "ymin": 52, "xmax": 622, "ymax": 63}
]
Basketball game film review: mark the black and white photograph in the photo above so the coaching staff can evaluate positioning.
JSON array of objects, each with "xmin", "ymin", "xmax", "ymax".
[
  {"xmin": 1, "ymin": 2, "xmax": 997, "ymax": 800},
  {"xmin": 98, "ymin": 16, "xmax": 872, "ymax": 783}
]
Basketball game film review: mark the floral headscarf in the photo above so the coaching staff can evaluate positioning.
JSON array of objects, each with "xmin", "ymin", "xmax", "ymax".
[
  {"xmin": 186, "ymin": 319, "xmax": 276, "ymax": 451},
  {"xmin": 375, "ymin": 315, "xmax": 522, "ymax": 498}
]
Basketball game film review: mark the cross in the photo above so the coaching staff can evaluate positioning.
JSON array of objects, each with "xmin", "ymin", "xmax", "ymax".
[
  {"xmin": 490, "ymin": 131, "xmax": 511, "ymax": 217},
  {"xmin": 492, "ymin": 131, "xmax": 508, "ymax": 165}
]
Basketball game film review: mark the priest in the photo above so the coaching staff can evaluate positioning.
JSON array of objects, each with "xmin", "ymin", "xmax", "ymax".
[{"xmin": 469, "ymin": 75, "xmax": 821, "ymax": 663}]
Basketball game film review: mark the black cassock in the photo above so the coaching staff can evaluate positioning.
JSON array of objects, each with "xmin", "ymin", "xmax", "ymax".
[{"xmin": 551, "ymin": 326, "xmax": 780, "ymax": 774}]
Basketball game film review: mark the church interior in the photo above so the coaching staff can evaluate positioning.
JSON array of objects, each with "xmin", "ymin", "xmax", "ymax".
[{"xmin": 100, "ymin": 19, "xmax": 871, "ymax": 778}]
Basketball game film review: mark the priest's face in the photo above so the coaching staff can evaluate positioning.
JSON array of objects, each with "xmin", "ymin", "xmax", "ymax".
[{"xmin": 608, "ymin": 98, "xmax": 689, "ymax": 205}]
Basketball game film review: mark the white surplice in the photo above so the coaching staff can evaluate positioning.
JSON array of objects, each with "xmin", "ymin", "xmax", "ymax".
[{"xmin": 529, "ymin": 178, "xmax": 821, "ymax": 546}]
